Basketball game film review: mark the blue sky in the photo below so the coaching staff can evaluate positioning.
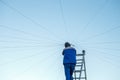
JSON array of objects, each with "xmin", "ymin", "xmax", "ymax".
[{"xmin": 0, "ymin": 0, "xmax": 120, "ymax": 80}]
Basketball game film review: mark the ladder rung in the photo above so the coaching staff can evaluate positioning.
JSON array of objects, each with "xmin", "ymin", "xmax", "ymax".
[
  {"xmin": 73, "ymin": 78, "xmax": 79, "ymax": 79},
  {"xmin": 80, "ymin": 77, "xmax": 86, "ymax": 79},
  {"xmin": 76, "ymin": 59, "xmax": 83, "ymax": 61},
  {"xmin": 74, "ymin": 70, "xmax": 80, "ymax": 72},
  {"xmin": 74, "ymin": 70, "xmax": 85, "ymax": 72},
  {"xmin": 75, "ymin": 64, "xmax": 82, "ymax": 66},
  {"xmin": 76, "ymin": 62, "xmax": 83, "ymax": 64},
  {"xmin": 73, "ymin": 77, "xmax": 86, "ymax": 79},
  {"xmin": 76, "ymin": 54, "xmax": 84, "ymax": 56}
]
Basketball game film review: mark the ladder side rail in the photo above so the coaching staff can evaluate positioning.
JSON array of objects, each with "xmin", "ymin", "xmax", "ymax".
[
  {"xmin": 83, "ymin": 54, "xmax": 87, "ymax": 80},
  {"xmin": 74, "ymin": 70, "xmax": 76, "ymax": 80},
  {"xmin": 79, "ymin": 56, "xmax": 84, "ymax": 80}
]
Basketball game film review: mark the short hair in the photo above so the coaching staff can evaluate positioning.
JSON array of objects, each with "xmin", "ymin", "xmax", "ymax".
[{"xmin": 65, "ymin": 42, "xmax": 71, "ymax": 48}]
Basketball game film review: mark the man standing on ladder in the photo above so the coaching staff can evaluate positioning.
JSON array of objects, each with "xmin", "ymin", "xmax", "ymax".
[{"xmin": 62, "ymin": 42, "xmax": 76, "ymax": 80}]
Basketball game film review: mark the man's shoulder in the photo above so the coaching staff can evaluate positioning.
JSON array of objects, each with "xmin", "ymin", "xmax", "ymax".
[{"xmin": 63, "ymin": 47, "xmax": 76, "ymax": 51}]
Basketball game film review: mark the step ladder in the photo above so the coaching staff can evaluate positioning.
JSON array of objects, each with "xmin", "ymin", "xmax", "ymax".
[{"xmin": 73, "ymin": 50, "xmax": 87, "ymax": 80}]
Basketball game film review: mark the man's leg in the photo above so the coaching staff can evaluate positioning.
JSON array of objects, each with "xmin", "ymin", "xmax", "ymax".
[
  {"xmin": 64, "ymin": 64, "xmax": 71, "ymax": 80},
  {"xmin": 70, "ymin": 64, "xmax": 75, "ymax": 80}
]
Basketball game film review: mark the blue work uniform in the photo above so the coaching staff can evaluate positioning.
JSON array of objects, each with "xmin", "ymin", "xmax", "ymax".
[{"xmin": 62, "ymin": 47, "xmax": 76, "ymax": 80}]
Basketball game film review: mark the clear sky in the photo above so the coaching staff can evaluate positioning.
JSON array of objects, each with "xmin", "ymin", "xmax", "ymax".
[{"xmin": 0, "ymin": 0, "xmax": 120, "ymax": 80}]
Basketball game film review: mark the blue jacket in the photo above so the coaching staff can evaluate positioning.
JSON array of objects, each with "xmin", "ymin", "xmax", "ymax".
[{"xmin": 62, "ymin": 47, "xmax": 76, "ymax": 64}]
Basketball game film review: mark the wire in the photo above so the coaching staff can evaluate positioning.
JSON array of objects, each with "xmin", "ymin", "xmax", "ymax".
[
  {"xmin": 89, "ymin": 48, "xmax": 120, "ymax": 58},
  {"xmin": 0, "ymin": 33, "xmax": 64, "ymax": 46},
  {"xmin": 81, "ymin": 25, "xmax": 120, "ymax": 42},
  {"xmin": 59, "ymin": 0, "xmax": 68, "ymax": 38},
  {"xmin": 84, "ymin": 46, "xmax": 120, "ymax": 51},
  {"xmin": 0, "ymin": 24, "xmax": 63, "ymax": 43},
  {"xmin": 0, "ymin": 40, "xmax": 43, "ymax": 44},
  {"xmin": 0, "ymin": 46, "xmax": 58, "ymax": 66},
  {"xmin": 91, "ymin": 52, "xmax": 120, "ymax": 68},
  {"xmin": 0, "ymin": 40, "xmax": 63, "ymax": 46},
  {"xmin": 0, "ymin": 35, "xmax": 41, "ymax": 42},
  {"xmin": 79, "ymin": 41, "xmax": 120, "ymax": 45},
  {"xmin": 81, "ymin": 0, "xmax": 109, "ymax": 34},
  {"xmin": 14, "ymin": 49, "xmax": 60, "ymax": 76},
  {"xmin": 0, "ymin": 0, "xmax": 65, "ymax": 42},
  {"xmin": 0, "ymin": 44, "xmax": 61, "ymax": 49},
  {"xmin": 91, "ymin": 49, "xmax": 120, "ymax": 68}
]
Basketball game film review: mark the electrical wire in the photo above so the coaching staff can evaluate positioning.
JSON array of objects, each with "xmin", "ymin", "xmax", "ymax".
[
  {"xmin": 81, "ymin": 25, "xmax": 120, "ymax": 42},
  {"xmin": 90, "ymin": 49, "xmax": 120, "ymax": 68},
  {"xmin": 59, "ymin": 0, "xmax": 69, "ymax": 38},
  {"xmin": 89, "ymin": 48, "xmax": 120, "ymax": 58},
  {"xmin": 14, "ymin": 49, "xmax": 60, "ymax": 77},
  {"xmin": 0, "ymin": 0, "xmax": 65, "ymax": 42},
  {"xmin": 0, "ymin": 46, "xmax": 58, "ymax": 66},
  {"xmin": 0, "ymin": 35, "xmax": 64, "ymax": 46},
  {"xmin": 84, "ymin": 46, "xmax": 120, "ymax": 51},
  {"xmin": 79, "ymin": 41, "xmax": 120, "ymax": 45},
  {"xmin": 0, "ymin": 44, "xmax": 61, "ymax": 49},
  {"xmin": 0, "ymin": 25, "xmax": 63, "ymax": 43},
  {"xmin": 81, "ymin": 0, "xmax": 109, "ymax": 34}
]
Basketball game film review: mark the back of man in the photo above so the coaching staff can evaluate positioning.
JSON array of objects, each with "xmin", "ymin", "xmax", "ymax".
[
  {"xmin": 63, "ymin": 47, "xmax": 76, "ymax": 64},
  {"xmin": 62, "ymin": 42, "xmax": 76, "ymax": 80}
]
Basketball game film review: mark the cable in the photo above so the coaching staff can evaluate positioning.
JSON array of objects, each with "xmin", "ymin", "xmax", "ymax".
[
  {"xmin": 91, "ymin": 52, "xmax": 120, "ymax": 68},
  {"xmin": 0, "ymin": 40, "xmax": 62, "ymax": 46},
  {"xmin": 59, "ymin": 0, "xmax": 68, "ymax": 38},
  {"xmin": 0, "ymin": 33, "xmax": 64, "ymax": 45},
  {"xmin": 79, "ymin": 43, "xmax": 120, "ymax": 48},
  {"xmin": 81, "ymin": 0, "xmax": 109, "ymax": 34},
  {"xmin": 84, "ymin": 46, "xmax": 120, "ymax": 51},
  {"xmin": 0, "ymin": 35, "xmax": 44, "ymax": 43},
  {"xmin": 0, "ymin": 44, "xmax": 61, "ymax": 49},
  {"xmin": 0, "ymin": 40, "xmax": 44, "ymax": 44},
  {"xmin": 0, "ymin": 46, "xmax": 58, "ymax": 66},
  {"xmin": 0, "ymin": 25, "xmax": 63, "ymax": 43},
  {"xmin": 79, "ymin": 41, "xmax": 120, "ymax": 45},
  {"xmin": 14, "ymin": 49, "xmax": 60, "ymax": 76},
  {"xmin": 89, "ymin": 48, "xmax": 120, "ymax": 59},
  {"xmin": 0, "ymin": 0, "xmax": 65, "ymax": 42},
  {"xmin": 81, "ymin": 25, "xmax": 120, "ymax": 42},
  {"xmin": 91, "ymin": 49, "xmax": 120, "ymax": 68}
]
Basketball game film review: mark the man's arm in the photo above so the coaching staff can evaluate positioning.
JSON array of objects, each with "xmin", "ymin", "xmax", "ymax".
[{"xmin": 62, "ymin": 50, "xmax": 64, "ymax": 55}]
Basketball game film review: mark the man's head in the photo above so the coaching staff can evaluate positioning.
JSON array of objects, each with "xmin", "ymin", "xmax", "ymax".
[{"xmin": 64, "ymin": 42, "xmax": 71, "ymax": 48}]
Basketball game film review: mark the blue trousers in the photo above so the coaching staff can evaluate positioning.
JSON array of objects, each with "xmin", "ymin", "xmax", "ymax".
[{"xmin": 64, "ymin": 63, "xmax": 75, "ymax": 80}]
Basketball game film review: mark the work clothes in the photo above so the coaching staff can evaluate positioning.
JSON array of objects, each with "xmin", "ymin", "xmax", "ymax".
[
  {"xmin": 62, "ymin": 47, "xmax": 76, "ymax": 64},
  {"xmin": 64, "ymin": 63, "xmax": 75, "ymax": 80},
  {"xmin": 62, "ymin": 47, "xmax": 76, "ymax": 80}
]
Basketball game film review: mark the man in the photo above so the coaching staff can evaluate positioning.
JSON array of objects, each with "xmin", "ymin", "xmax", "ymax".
[{"xmin": 62, "ymin": 42, "xmax": 76, "ymax": 80}]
